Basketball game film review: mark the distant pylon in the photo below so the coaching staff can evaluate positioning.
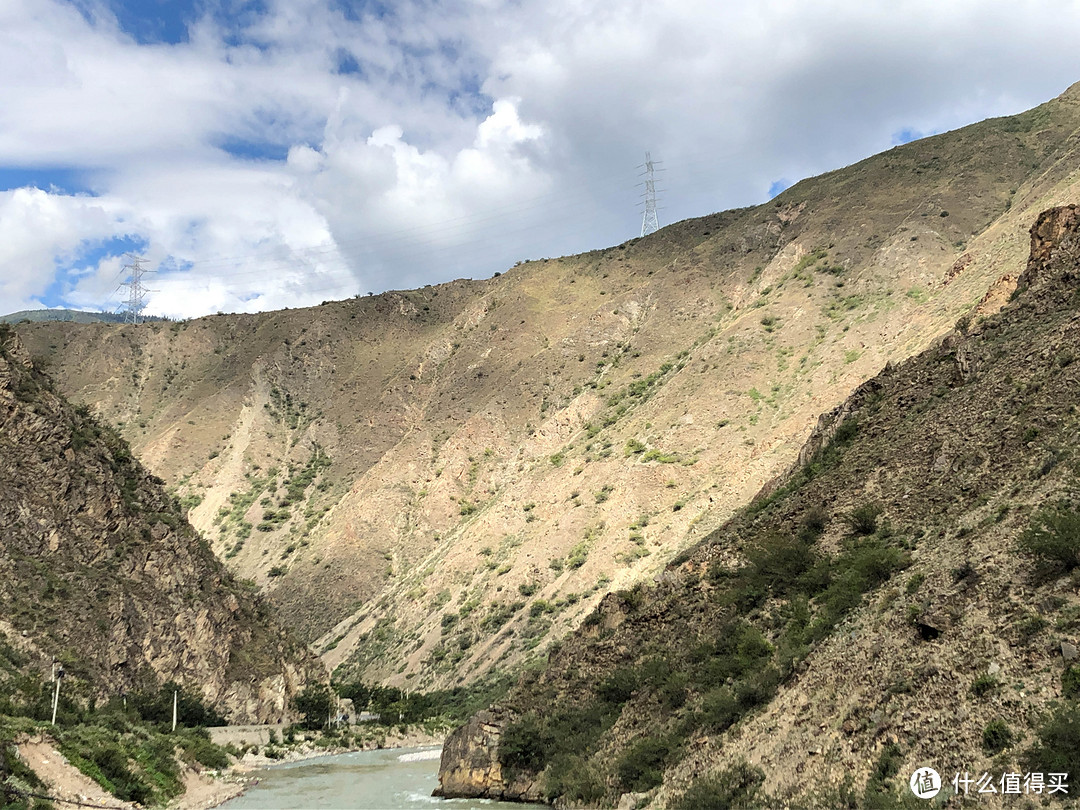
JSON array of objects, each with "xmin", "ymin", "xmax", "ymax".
[
  {"xmin": 118, "ymin": 254, "xmax": 156, "ymax": 324},
  {"xmin": 639, "ymin": 152, "xmax": 662, "ymax": 237}
]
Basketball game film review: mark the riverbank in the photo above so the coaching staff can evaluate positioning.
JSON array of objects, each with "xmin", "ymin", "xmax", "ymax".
[
  {"xmin": 17, "ymin": 728, "xmax": 446, "ymax": 810},
  {"xmin": 230, "ymin": 725, "xmax": 445, "ymax": 769}
]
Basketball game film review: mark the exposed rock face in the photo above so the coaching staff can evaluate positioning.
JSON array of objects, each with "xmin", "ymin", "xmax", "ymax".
[
  {"xmin": 433, "ymin": 708, "xmax": 541, "ymax": 802},
  {"xmin": 0, "ymin": 329, "xmax": 323, "ymax": 721},
  {"xmin": 1020, "ymin": 203, "xmax": 1080, "ymax": 288}
]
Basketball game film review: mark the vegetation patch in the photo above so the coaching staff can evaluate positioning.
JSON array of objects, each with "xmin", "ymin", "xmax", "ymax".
[
  {"xmin": 1017, "ymin": 501, "xmax": 1080, "ymax": 576},
  {"xmin": 498, "ymin": 500, "xmax": 909, "ymax": 802}
]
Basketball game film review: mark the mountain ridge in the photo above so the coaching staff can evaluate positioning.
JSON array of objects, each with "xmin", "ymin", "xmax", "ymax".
[{"xmin": 15, "ymin": 81, "xmax": 1080, "ymax": 691}]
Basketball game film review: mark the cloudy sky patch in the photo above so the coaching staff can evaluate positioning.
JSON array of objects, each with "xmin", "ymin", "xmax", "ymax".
[{"xmin": 2, "ymin": 0, "xmax": 1080, "ymax": 318}]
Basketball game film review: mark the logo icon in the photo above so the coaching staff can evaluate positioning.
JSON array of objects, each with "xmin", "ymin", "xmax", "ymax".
[{"xmin": 910, "ymin": 767, "xmax": 942, "ymax": 799}]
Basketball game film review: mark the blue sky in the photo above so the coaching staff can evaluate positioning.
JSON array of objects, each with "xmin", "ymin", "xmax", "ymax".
[
  {"xmin": 0, "ymin": 167, "xmax": 95, "ymax": 196},
  {"xmin": 107, "ymin": 0, "xmax": 193, "ymax": 44},
  {"xmin": 3, "ymin": 0, "xmax": 1080, "ymax": 318}
]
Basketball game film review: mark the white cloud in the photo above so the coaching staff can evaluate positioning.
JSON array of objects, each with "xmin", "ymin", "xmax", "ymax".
[
  {"xmin": 0, "ymin": 187, "xmax": 127, "ymax": 311},
  {"xmin": 2, "ymin": 0, "xmax": 1080, "ymax": 317}
]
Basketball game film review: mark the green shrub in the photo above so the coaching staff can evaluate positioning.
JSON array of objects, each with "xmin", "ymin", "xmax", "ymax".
[
  {"xmin": 178, "ymin": 730, "xmax": 231, "ymax": 770},
  {"xmin": 1018, "ymin": 503, "xmax": 1080, "ymax": 574},
  {"xmin": 671, "ymin": 761, "xmax": 765, "ymax": 810},
  {"xmin": 699, "ymin": 687, "xmax": 739, "ymax": 732},
  {"xmin": 1025, "ymin": 701, "xmax": 1080, "ymax": 773},
  {"xmin": 982, "ymin": 719, "xmax": 1013, "ymax": 754},
  {"xmin": 637, "ymin": 658, "xmax": 689, "ymax": 710},
  {"xmin": 567, "ymin": 541, "xmax": 589, "ymax": 569},
  {"xmin": 970, "ymin": 674, "xmax": 999, "ymax": 698},
  {"xmin": 292, "ymin": 684, "xmax": 333, "ymax": 730},
  {"xmin": 56, "ymin": 725, "xmax": 180, "ymax": 806},
  {"xmin": 543, "ymin": 753, "xmax": 606, "ymax": 803},
  {"xmin": 500, "ymin": 702, "xmax": 616, "ymax": 776},
  {"xmin": 904, "ymin": 572, "xmax": 926, "ymax": 595},
  {"xmin": 843, "ymin": 504, "xmax": 883, "ymax": 536},
  {"xmin": 863, "ymin": 742, "xmax": 904, "ymax": 805},
  {"xmin": 597, "ymin": 668, "xmax": 639, "ymax": 704},
  {"xmin": 737, "ymin": 534, "xmax": 821, "ymax": 606},
  {"xmin": 129, "ymin": 682, "xmax": 226, "ymax": 728},
  {"xmin": 616, "ymin": 736, "xmax": 671, "ymax": 792},
  {"xmin": 798, "ymin": 506, "xmax": 829, "ymax": 539},
  {"xmin": 692, "ymin": 621, "xmax": 773, "ymax": 689},
  {"xmin": 529, "ymin": 599, "xmax": 555, "ymax": 618},
  {"xmin": 735, "ymin": 666, "xmax": 780, "ymax": 711},
  {"xmin": 499, "ymin": 714, "xmax": 547, "ymax": 773},
  {"xmin": 1062, "ymin": 665, "xmax": 1080, "ymax": 700}
]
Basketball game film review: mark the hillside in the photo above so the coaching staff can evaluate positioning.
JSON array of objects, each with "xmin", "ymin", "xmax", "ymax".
[
  {"xmin": 17, "ymin": 81, "xmax": 1080, "ymax": 690},
  {"xmin": 0, "ymin": 325, "xmax": 322, "ymax": 722},
  {"xmin": 0, "ymin": 310, "xmax": 158, "ymax": 325},
  {"xmin": 435, "ymin": 206, "xmax": 1080, "ymax": 807}
]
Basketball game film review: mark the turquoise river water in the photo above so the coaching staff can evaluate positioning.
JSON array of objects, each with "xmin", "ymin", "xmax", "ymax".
[{"xmin": 218, "ymin": 746, "xmax": 543, "ymax": 810}]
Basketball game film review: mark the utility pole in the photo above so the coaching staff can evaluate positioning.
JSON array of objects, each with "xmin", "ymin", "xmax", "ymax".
[
  {"xmin": 118, "ymin": 254, "xmax": 156, "ymax": 324},
  {"xmin": 638, "ymin": 152, "xmax": 663, "ymax": 237},
  {"xmin": 51, "ymin": 666, "xmax": 64, "ymax": 725},
  {"xmin": 172, "ymin": 689, "xmax": 178, "ymax": 732}
]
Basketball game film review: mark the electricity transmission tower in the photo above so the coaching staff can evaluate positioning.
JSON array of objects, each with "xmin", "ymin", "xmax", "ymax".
[
  {"xmin": 638, "ymin": 152, "xmax": 663, "ymax": 237},
  {"xmin": 118, "ymin": 254, "xmax": 155, "ymax": 324}
]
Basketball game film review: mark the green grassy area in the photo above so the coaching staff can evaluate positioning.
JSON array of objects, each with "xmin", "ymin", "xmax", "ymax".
[{"xmin": 0, "ymin": 658, "xmax": 231, "ymax": 808}]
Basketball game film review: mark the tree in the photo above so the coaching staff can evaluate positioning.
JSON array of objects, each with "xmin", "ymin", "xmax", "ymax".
[{"xmin": 292, "ymin": 684, "xmax": 333, "ymax": 729}]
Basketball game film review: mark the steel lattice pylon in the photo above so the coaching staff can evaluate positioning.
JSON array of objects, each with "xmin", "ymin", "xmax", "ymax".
[
  {"xmin": 118, "ymin": 254, "xmax": 155, "ymax": 324},
  {"xmin": 639, "ymin": 152, "xmax": 661, "ymax": 237}
]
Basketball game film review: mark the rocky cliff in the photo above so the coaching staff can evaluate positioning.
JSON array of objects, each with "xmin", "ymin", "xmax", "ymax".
[
  {"xmin": 0, "ymin": 328, "xmax": 323, "ymax": 722},
  {"xmin": 433, "ymin": 708, "xmax": 541, "ymax": 802},
  {"xmin": 436, "ymin": 206, "xmax": 1080, "ymax": 806}
]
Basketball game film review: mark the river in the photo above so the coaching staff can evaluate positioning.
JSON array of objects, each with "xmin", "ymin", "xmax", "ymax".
[{"xmin": 218, "ymin": 746, "xmax": 544, "ymax": 810}]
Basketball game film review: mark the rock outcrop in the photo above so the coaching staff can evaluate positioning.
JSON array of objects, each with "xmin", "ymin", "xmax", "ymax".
[
  {"xmin": 433, "ymin": 708, "xmax": 542, "ymax": 801},
  {"xmin": 0, "ymin": 328, "xmax": 323, "ymax": 721}
]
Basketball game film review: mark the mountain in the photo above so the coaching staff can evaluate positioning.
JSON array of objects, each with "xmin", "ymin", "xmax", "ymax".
[
  {"xmin": 435, "ymin": 205, "xmax": 1080, "ymax": 807},
  {"xmin": 15, "ymin": 82, "xmax": 1080, "ymax": 692},
  {"xmin": 0, "ymin": 325, "xmax": 322, "ymax": 722}
]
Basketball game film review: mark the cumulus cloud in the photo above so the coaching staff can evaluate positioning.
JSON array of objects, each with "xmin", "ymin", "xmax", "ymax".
[
  {"xmin": 2, "ymin": 0, "xmax": 1080, "ymax": 317},
  {"xmin": 0, "ymin": 187, "xmax": 128, "ymax": 311}
]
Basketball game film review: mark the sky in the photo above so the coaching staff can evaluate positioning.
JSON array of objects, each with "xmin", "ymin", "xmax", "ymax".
[{"xmin": 3, "ymin": 1, "xmax": 1080, "ymax": 319}]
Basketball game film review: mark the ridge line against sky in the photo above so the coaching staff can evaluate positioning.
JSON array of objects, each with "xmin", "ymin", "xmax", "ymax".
[{"xmin": 2, "ymin": 0, "xmax": 1080, "ymax": 320}]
